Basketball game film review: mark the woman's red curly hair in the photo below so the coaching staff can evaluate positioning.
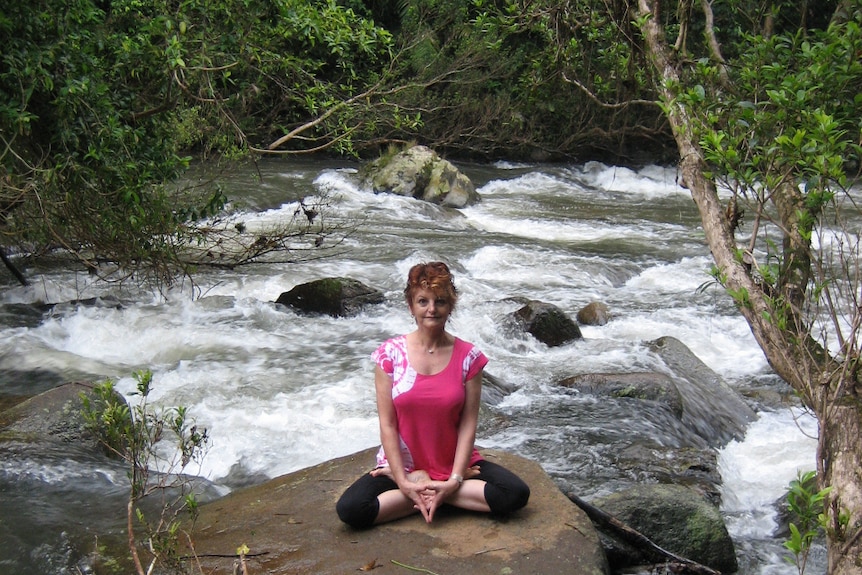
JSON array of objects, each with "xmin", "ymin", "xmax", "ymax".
[{"xmin": 404, "ymin": 261, "xmax": 458, "ymax": 309}]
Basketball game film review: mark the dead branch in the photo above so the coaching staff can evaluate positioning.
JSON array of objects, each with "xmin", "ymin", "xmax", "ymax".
[
  {"xmin": 561, "ymin": 71, "xmax": 659, "ymax": 109},
  {"xmin": 0, "ymin": 246, "xmax": 28, "ymax": 286}
]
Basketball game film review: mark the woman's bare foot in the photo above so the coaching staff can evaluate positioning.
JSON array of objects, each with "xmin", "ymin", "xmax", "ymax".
[
  {"xmin": 370, "ymin": 467, "xmax": 431, "ymax": 483},
  {"xmin": 464, "ymin": 464, "xmax": 481, "ymax": 480},
  {"xmin": 406, "ymin": 469, "xmax": 431, "ymax": 483}
]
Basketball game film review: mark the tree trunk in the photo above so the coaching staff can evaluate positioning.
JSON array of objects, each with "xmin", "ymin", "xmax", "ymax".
[
  {"xmin": 821, "ymin": 401, "xmax": 862, "ymax": 574},
  {"xmin": 634, "ymin": 1, "xmax": 862, "ymax": 573}
]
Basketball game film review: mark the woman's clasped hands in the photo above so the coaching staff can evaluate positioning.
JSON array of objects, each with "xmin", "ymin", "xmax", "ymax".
[{"xmin": 370, "ymin": 465, "xmax": 479, "ymax": 523}]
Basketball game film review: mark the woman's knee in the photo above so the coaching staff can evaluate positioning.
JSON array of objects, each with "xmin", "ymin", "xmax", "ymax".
[
  {"xmin": 507, "ymin": 479, "xmax": 531, "ymax": 512},
  {"xmin": 482, "ymin": 468, "xmax": 530, "ymax": 515},
  {"xmin": 336, "ymin": 493, "xmax": 378, "ymax": 529},
  {"xmin": 488, "ymin": 479, "xmax": 530, "ymax": 514}
]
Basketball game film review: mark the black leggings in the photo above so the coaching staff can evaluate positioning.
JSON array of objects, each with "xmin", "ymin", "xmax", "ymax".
[{"xmin": 336, "ymin": 459, "xmax": 530, "ymax": 529}]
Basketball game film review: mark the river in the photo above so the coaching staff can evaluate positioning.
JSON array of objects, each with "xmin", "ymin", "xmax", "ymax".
[{"xmin": 0, "ymin": 157, "xmax": 821, "ymax": 573}]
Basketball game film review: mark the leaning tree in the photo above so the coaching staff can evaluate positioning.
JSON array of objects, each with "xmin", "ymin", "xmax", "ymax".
[{"xmin": 632, "ymin": 1, "xmax": 862, "ymax": 573}]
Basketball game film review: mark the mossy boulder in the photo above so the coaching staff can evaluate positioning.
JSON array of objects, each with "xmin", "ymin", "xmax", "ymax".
[
  {"xmin": 592, "ymin": 484, "xmax": 738, "ymax": 573},
  {"xmin": 362, "ymin": 145, "xmax": 479, "ymax": 207},
  {"xmin": 276, "ymin": 277, "xmax": 384, "ymax": 317}
]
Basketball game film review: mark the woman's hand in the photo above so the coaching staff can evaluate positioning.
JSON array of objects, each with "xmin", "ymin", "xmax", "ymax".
[
  {"xmin": 421, "ymin": 464, "xmax": 479, "ymax": 522},
  {"xmin": 400, "ymin": 473, "xmax": 436, "ymax": 522},
  {"xmin": 372, "ymin": 467, "xmax": 436, "ymax": 521},
  {"xmin": 370, "ymin": 466, "xmax": 481, "ymax": 523},
  {"xmin": 420, "ymin": 477, "xmax": 457, "ymax": 522}
]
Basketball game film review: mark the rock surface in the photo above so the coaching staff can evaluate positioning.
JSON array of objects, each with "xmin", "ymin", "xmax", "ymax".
[
  {"xmin": 558, "ymin": 372, "xmax": 684, "ymax": 419},
  {"xmin": 648, "ymin": 336, "xmax": 757, "ymax": 445},
  {"xmin": 0, "ymin": 381, "xmax": 101, "ymax": 449},
  {"xmin": 191, "ymin": 447, "xmax": 610, "ymax": 575},
  {"xmin": 512, "ymin": 299, "xmax": 582, "ymax": 346},
  {"xmin": 577, "ymin": 301, "xmax": 611, "ymax": 326}
]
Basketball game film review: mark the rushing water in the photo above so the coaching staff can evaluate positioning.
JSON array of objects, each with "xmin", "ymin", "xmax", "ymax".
[{"xmin": 0, "ymin": 157, "xmax": 820, "ymax": 574}]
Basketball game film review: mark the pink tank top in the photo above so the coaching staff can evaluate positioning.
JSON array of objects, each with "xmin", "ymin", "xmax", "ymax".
[{"xmin": 372, "ymin": 335, "xmax": 487, "ymax": 480}]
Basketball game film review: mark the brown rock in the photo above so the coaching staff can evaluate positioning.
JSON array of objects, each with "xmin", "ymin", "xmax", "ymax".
[
  {"xmin": 191, "ymin": 447, "xmax": 609, "ymax": 575},
  {"xmin": 576, "ymin": 302, "xmax": 610, "ymax": 326}
]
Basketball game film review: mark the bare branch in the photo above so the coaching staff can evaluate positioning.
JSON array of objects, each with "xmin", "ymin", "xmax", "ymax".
[
  {"xmin": 699, "ymin": 0, "xmax": 730, "ymax": 87},
  {"xmin": 561, "ymin": 71, "xmax": 659, "ymax": 110}
]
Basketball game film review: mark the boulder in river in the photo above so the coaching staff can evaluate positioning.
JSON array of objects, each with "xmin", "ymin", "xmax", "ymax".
[
  {"xmin": 591, "ymin": 483, "xmax": 738, "ymax": 573},
  {"xmin": 362, "ymin": 145, "xmax": 480, "ymax": 207},
  {"xmin": 0, "ymin": 381, "xmax": 105, "ymax": 452},
  {"xmin": 512, "ymin": 299, "xmax": 582, "ymax": 347},
  {"xmin": 559, "ymin": 372, "xmax": 684, "ymax": 419},
  {"xmin": 577, "ymin": 301, "xmax": 611, "ymax": 326},
  {"xmin": 275, "ymin": 277, "xmax": 384, "ymax": 317},
  {"xmin": 649, "ymin": 336, "xmax": 757, "ymax": 446},
  {"xmin": 190, "ymin": 447, "xmax": 610, "ymax": 575}
]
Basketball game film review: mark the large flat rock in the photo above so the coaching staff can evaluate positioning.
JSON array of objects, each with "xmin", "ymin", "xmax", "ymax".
[{"xmin": 192, "ymin": 447, "xmax": 609, "ymax": 575}]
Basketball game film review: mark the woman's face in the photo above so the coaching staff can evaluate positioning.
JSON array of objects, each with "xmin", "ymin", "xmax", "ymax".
[{"xmin": 409, "ymin": 287, "xmax": 452, "ymax": 328}]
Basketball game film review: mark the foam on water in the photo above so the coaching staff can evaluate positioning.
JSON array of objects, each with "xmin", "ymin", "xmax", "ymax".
[
  {"xmin": 719, "ymin": 408, "xmax": 818, "ymax": 539},
  {"xmin": 463, "ymin": 208, "xmax": 666, "ymax": 244},
  {"xmin": 572, "ymin": 162, "xmax": 690, "ymax": 199},
  {"xmin": 463, "ymin": 245, "xmax": 612, "ymax": 294},
  {"xmin": 313, "ymin": 168, "xmax": 473, "ymax": 229},
  {"xmin": 479, "ymin": 171, "xmax": 571, "ymax": 196},
  {"xmin": 0, "ymin": 456, "xmax": 126, "ymax": 487},
  {"xmin": 625, "ymin": 256, "xmax": 714, "ymax": 293},
  {"xmin": 172, "ymin": 373, "xmax": 380, "ymax": 480},
  {"xmin": 0, "ymin": 159, "xmax": 821, "ymax": 575}
]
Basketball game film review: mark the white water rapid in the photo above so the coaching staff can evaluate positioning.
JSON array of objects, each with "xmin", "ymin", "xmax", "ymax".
[{"xmin": 1, "ymin": 158, "xmax": 819, "ymax": 574}]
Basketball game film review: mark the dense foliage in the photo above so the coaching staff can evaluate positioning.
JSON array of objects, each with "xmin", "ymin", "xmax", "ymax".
[
  {"xmin": 0, "ymin": 0, "xmax": 393, "ymax": 287},
  {"xmin": 4, "ymin": 0, "xmax": 858, "ymax": 290},
  {"xmin": 369, "ymin": 0, "xmax": 673, "ymax": 161}
]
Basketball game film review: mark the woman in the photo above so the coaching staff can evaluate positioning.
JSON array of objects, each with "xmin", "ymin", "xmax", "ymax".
[{"xmin": 336, "ymin": 261, "xmax": 530, "ymax": 528}]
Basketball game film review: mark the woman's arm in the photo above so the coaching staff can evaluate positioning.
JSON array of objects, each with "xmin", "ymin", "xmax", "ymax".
[
  {"xmin": 424, "ymin": 368, "xmax": 484, "ymax": 522},
  {"xmin": 374, "ymin": 365, "xmax": 434, "ymax": 521},
  {"xmin": 451, "ymin": 369, "xmax": 482, "ymax": 479},
  {"xmin": 374, "ymin": 365, "xmax": 408, "ymax": 485}
]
